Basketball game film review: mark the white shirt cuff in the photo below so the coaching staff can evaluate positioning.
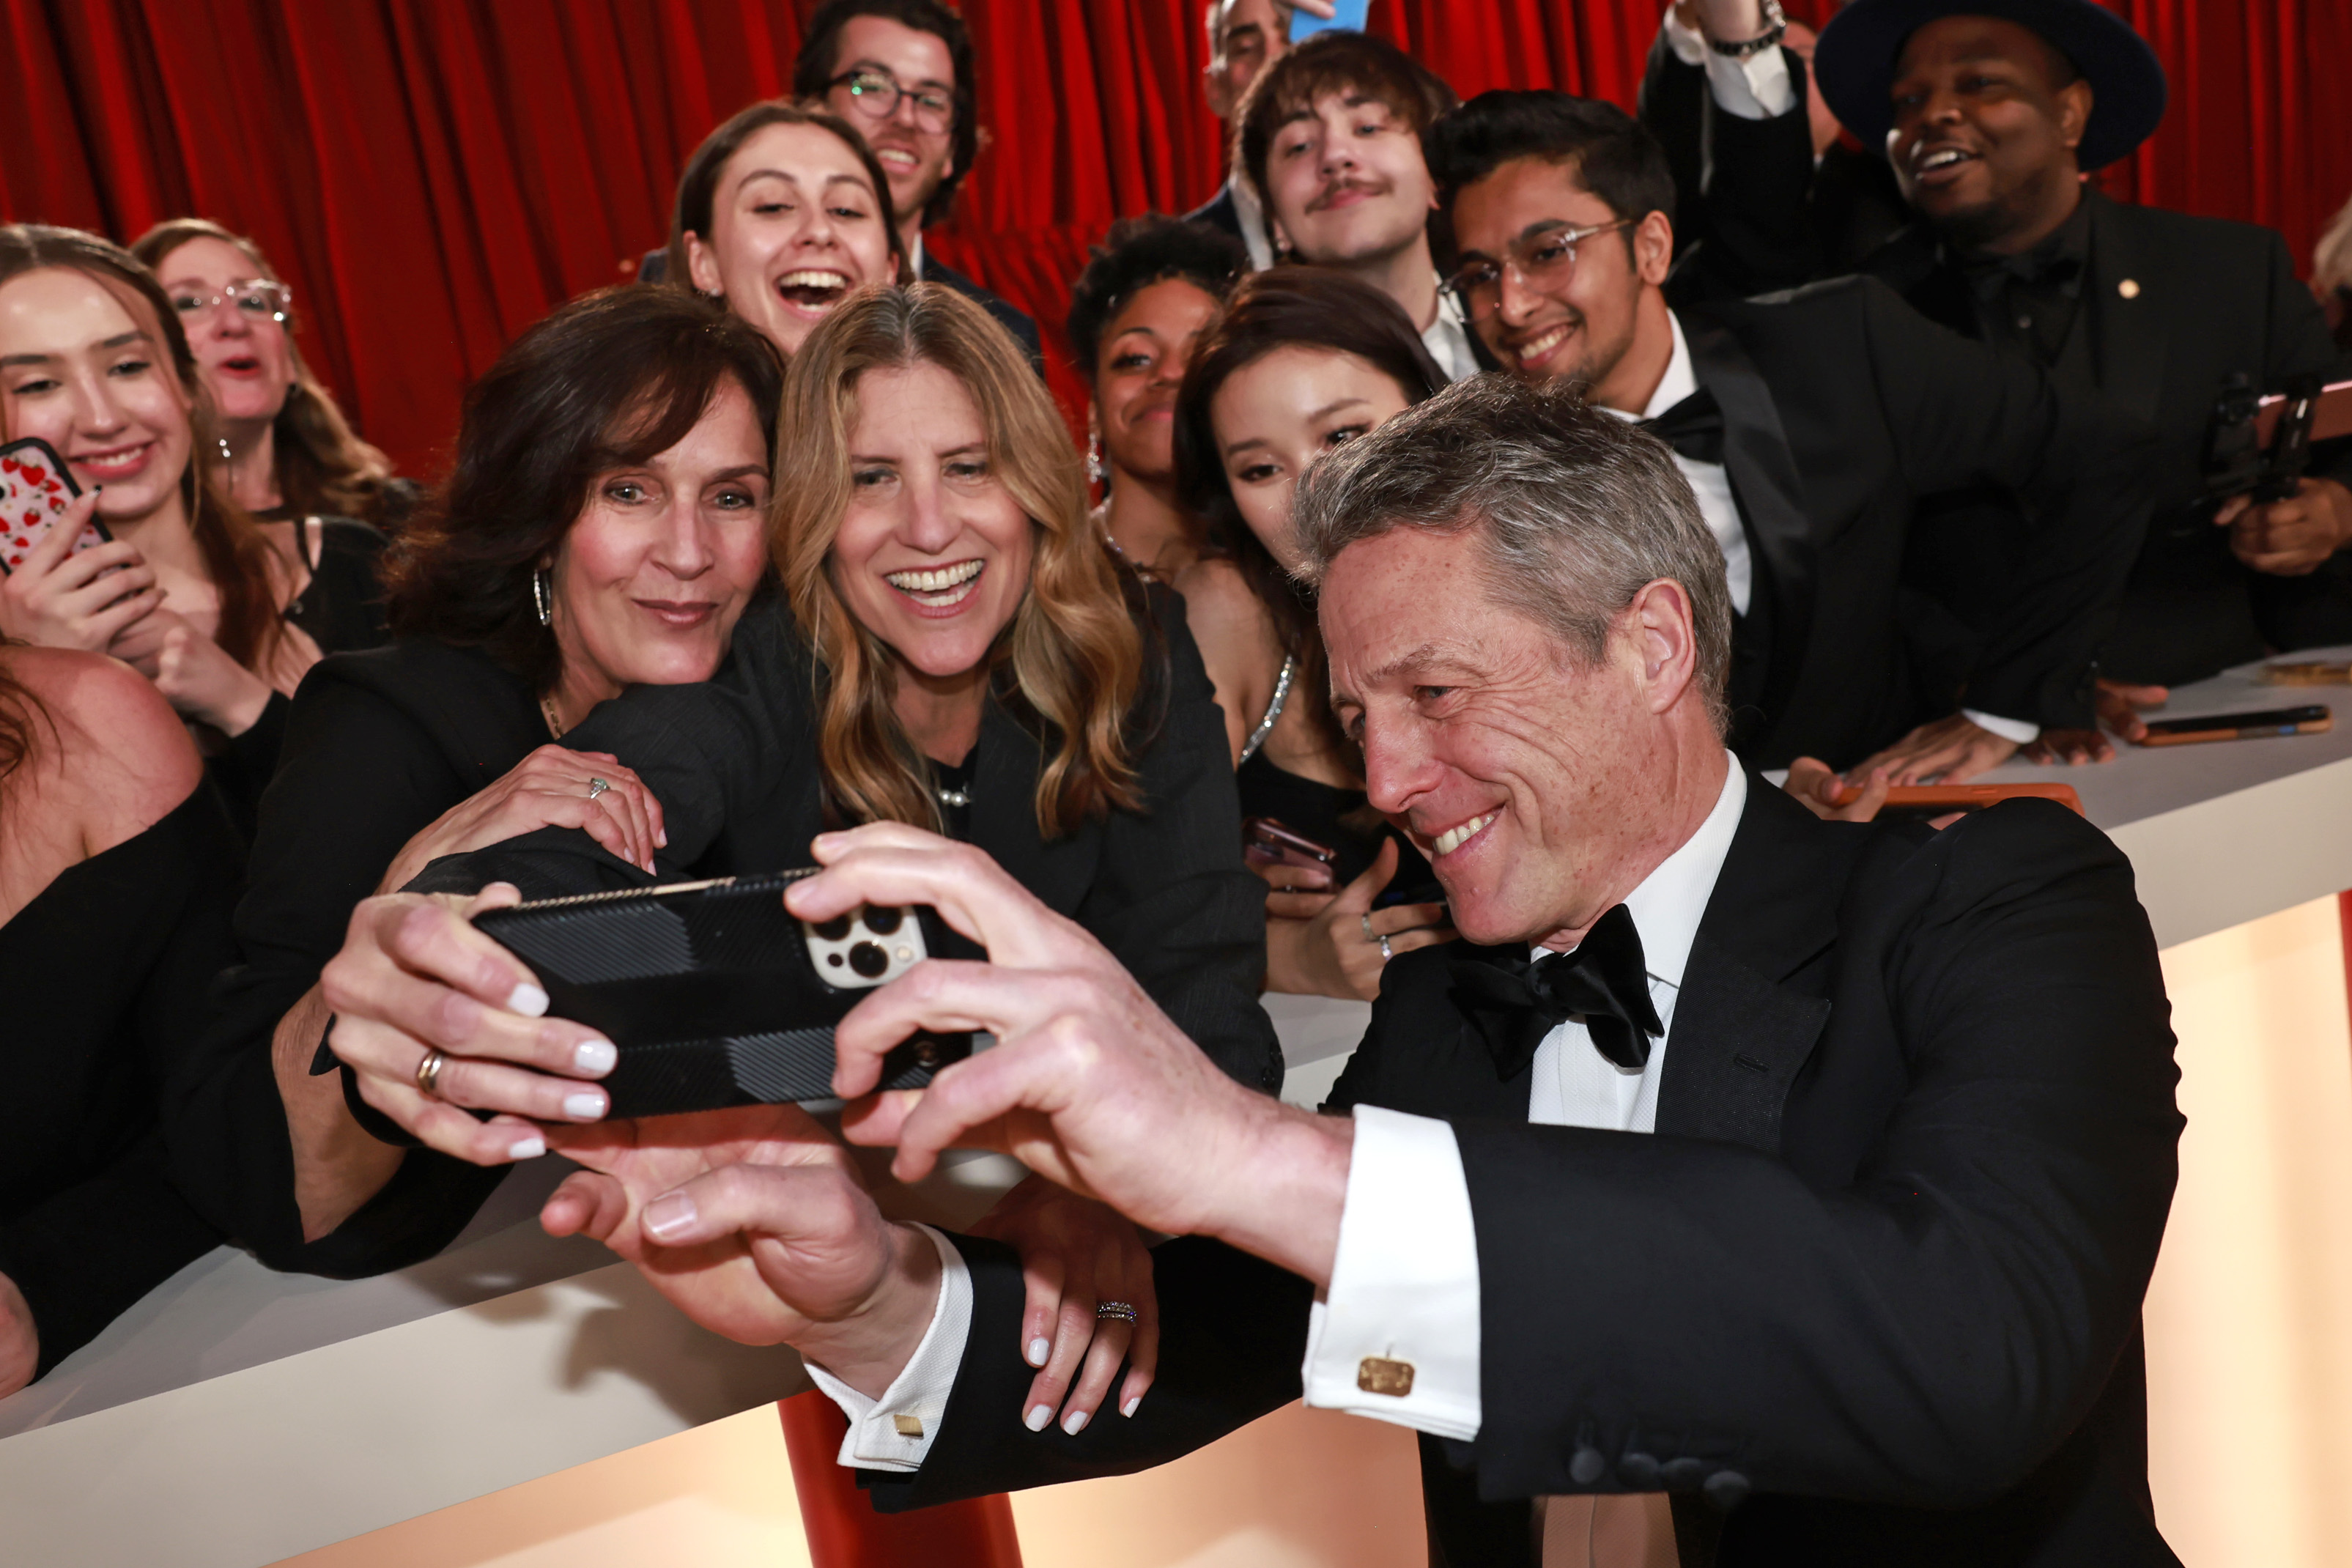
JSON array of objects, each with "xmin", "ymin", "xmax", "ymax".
[
  {"xmin": 1301, "ymin": 1105, "xmax": 1483, "ymax": 1442},
  {"xmin": 1961, "ymin": 709, "xmax": 2041, "ymax": 745},
  {"xmin": 801, "ymin": 1223, "xmax": 972, "ymax": 1472},
  {"xmin": 1661, "ymin": 8, "xmax": 1795, "ymax": 119}
]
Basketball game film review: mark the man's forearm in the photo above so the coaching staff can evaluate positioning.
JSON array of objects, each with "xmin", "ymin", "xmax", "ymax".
[
  {"xmin": 796, "ymin": 1221, "xmax": 946, "ymax": 1399},
  {"xmin": 1197, "ymin": 1101, "xmax": 1355, "ymax": 1291}
]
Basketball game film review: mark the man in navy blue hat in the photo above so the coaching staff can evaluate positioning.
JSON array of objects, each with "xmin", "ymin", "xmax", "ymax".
[{"xmin": 1659, "ymin": 0, "xmax": 2352, "ymax": 743}]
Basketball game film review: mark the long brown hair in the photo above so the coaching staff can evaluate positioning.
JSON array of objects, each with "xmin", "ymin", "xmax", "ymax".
[
  {"xmin": 382, "ymin": 286, "xmax": 785, "ymax": 694},
  {"xmin": 130, "ymin": 218, "xmax": 403, "ymax": 524},
  {"xmin": 777, "ymin": 284, "xmax": 1142, "ymax": 837},
  {"xmin": 0, "ymin": 224, "xmax": 283, "ymax": 670}
]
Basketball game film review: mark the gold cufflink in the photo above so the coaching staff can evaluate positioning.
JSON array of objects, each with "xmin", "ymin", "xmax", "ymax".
[
  {"xmin": 892, "ymin": 1414, "xmax": 925, "ymax": 1438},
  {"xmin": 1358, "ymin": 1357, "xmax": 1416, "ymax": 1397},
  {"xmin": 2118, "ymin": 278, "xmax": 2141, "ymax": 298}
]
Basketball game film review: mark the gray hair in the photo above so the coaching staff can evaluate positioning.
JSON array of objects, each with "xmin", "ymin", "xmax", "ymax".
[{"xmin": 1293, "ymin": 373, "xmax": 1733, "ymax": 734}]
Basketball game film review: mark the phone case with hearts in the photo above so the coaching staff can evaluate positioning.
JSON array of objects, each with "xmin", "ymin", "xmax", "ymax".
[{"xmin": 0, "ymin": 437, "xmax": 106, "ymax": 574}]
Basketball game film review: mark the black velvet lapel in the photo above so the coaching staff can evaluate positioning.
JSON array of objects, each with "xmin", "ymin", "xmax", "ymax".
[
  {"xmin": 1654, "ymin": 780, "xmax": 1841, "ymax": 1153},
  {"xmin": 1680, "ymin": 315, "xmax": 1817, "ymax": 733},
  {"xmin": 2080, "ymin": 191, "xmax": 2169, "ymax": 426}
]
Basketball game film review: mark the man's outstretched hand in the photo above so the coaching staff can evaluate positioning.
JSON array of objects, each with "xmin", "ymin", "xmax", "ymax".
[
  {"xmin": 792, "ymin": 823, "xmax": 1355, "ymax": 1290},
  {"xmin": 542, "ymin": 1104, "xmax": 940, "ymax": 1397}
]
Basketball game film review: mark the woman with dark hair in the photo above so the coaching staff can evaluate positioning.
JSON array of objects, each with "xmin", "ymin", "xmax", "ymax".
[
  {"xmin": 0, "ymin": 640, "xmax": 242, "ymax": 1394},
  {"xmin": 169, "ymin": 286, "xmax": 784, "ymax": 1277},
  {"xmin": 131, "ymin": 218, "xmax": 421, "ymax": 531},
  {"xmin": 0, "ymin": 224, "xmax": 388, "ymax": 825},
  {"xmin": 1171, "ymin": 267, "xmax": 1454, "ymax": 1000},
  {"xmin": 1065, "ymin": 216, "xmax": 1247, "ymax": 579},
  {"xmin": 667, "ymin": 100, "xmax": 903, "ymax": 360},
  {"xmin": 314, "ymin": 284, "xmax": 1278, "ymax": 1435}
]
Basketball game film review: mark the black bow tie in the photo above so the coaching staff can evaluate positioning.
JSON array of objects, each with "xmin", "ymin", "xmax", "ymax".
[
  {"xmin": 1446, "ymin": 905, "xmax": 1665, "ymax": 1079},
  {"xmin": 1640, "ymin": 387, "xmax": 1724, "ymax": 467},
  {"xmin": 1961, "ymin": 247, "xmax": 2084, "ymax": 302}
]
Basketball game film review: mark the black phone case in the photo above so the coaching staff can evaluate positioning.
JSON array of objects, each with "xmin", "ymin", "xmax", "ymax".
[{"xmin": 473, "ymin": 871, "xmax": 970, "ymax": 1118}]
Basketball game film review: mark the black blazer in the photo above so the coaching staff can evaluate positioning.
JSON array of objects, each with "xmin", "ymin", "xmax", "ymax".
[
  {"xmin": 868, "ymin": 783, "xmax": 2184, "ymax": 1568},
  {"xmin": 171, "ymin": 639, "xmax": 541, "ymax": 1276},
  {"xmin": 418, "ymin": 590, "xmax": 1282, "ymax": 1093},
  {"xmin": 1184, "ymin": 183, "xmax": 1243, "ymax": 244},
  {"xmin": 1673, "ymin": 93, "xmax": 2352, "ymax": 684},
  {"xmin": 1678, "ymin": 278, "xmax": 2156, "ymax": 766},
  {"xmin": 921, "ymin": 256, "xmax": 1046, "ymax": 374}
]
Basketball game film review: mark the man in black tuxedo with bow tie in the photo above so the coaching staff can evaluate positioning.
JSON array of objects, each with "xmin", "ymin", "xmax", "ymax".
[
  {"xmin": 1428, "ymin": 89, "xmax": 2157, "ymax": 782},
  {"xmin": 525, "ymin": 375, "xmax": 2184, "ymax": 1567}
]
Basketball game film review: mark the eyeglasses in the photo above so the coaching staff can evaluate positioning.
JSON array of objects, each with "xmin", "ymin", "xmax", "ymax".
[
  {"xmin": 168, "ymin": 279, "xmax": 292, "ymax": 323},
  {"xmin": 829, "ymin": 69, "xmax": 955, "ymax": 134},
  {"xmin": 1443, "ymin": 218, "xmax": 1637, "ymax": 323}
]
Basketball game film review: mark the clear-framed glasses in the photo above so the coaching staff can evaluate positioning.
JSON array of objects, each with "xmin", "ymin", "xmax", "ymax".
[
  {"xmin": 829, "ymin": 68, "xmax": 955, "ymax": 134},
  {"xmin": 1443, "ymin": 218, "xmax": 1637, "ymax": 323},
  {"xmin": 168, "ymin": 279, "xmax": 292, "ymax": 324}
]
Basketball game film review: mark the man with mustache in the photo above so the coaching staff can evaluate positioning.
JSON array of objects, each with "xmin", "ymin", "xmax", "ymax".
[
  {"xmin": 1233, "ymin": 31, "xmax": 1487, "ymax": 382},
  {"xmin": 1186, "ymin": 0, "xmax": 1334, "ymax": 273},
  {"xmin": 1669, "ymin": 0, "xmax": 2352, "ymax": 741},
  {"xmin": 790, "ymin": 0, "xmax": 1043, "ymax": 369},
  {"xmin": 446, "ymin": 376, "xmax": 2184, "ymax": 1565},
  {"xmin": 1429, "ymin": 91, "xmax": 2154, "ymax": 784}
]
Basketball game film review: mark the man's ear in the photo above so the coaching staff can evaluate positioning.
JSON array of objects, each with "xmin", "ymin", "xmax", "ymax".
[
  {"xmin": 684, "ymin": 232, "xmax": 724, "ymax": 298},
  {"xmin": 1626, "ymin": 577, "xmax": 1699, "ymax": 715},
  {"xmin": 2055, "ymin": 78, "xmax": 2094, "ymax": 154},
  {"xmin": 1634, "ymin": 210, "xmax": 1676, "ymax": 288}
]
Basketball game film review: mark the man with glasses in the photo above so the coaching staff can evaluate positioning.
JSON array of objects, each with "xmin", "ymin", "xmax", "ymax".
[
  {"xmin": 1430, "ymin": 90, "xmax": 2155, "ymax": 782},
  {"xmin": 790, "ymin": 0, "xmax": 1041, "ymax": 368}
]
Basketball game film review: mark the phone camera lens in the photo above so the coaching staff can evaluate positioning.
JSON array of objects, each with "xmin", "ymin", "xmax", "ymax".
[
  {"xmin": 864, "ymin": 906, "xmax": 904, "ymax": 936},
  {"xmin": 848, "ymin": 940, "xmax": 890, "ymax": 978},
  {"xmin": 813, "ymin": 916, "xmax": 852, "ymax": 942}
]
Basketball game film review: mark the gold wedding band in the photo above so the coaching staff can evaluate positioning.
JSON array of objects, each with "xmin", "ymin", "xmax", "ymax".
[{"xmin": 415, "ymin": 1047, "xmax": 448, "ymax": 1098}]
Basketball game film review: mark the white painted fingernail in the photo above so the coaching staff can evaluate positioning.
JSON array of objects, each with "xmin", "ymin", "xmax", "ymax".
[
  {"xmin": 508, "ymin": 1136, "xmax": 547, "ymax": 1161},
  {"xmin": 1027, "ymin": 1337, "xmax": 1051, "ymax": 1367},
  {"xmin": 1024, "ymin": 1404, "xmax": 1051, "ymax": 1432},
  {"xmin": 1063, "ymin": 1408, "xmax": 1089, "ymax": 1435},
  {"xmin": 509, "ymin": 983, "xmax": 550, "ymax": 1017},
  {"xmin": 1122, "ymin": 1397, "xmax": 1140, "ymax": 1418},
  {"xmin": 574, "ymin": 1038, "xmax": 617, "ymax": 1075},
  {"xmin": 563, "ymin": 1092, "xmax": 607, "ymax": 1120}
]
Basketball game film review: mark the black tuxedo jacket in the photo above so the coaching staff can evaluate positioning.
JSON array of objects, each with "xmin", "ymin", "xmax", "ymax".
[
  {"xmin": 870, "ymin": 783, "xmax": 2184, "ymax": 1567},
  {"xmin": 1677, "ymin": 278, "xmax": 2156, "ymax": 766},
  {"xmin": 1672, "ymin": 86, "xmax": 2352, "ymax": 684},
  {"xmin": 1185, "ymin": 182, "xmax": 1245, "ymax": 245}
]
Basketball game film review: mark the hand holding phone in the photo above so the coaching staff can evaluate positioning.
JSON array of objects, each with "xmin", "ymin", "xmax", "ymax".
[{"xmin": 0, "ymin": 439, "xmax": 161, "ymax": 651}]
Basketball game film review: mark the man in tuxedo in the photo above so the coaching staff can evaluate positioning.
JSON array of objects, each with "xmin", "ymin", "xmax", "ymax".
[
  {"xmin": 1428, "ymin": 89, "xmax": 2154, "ymax": 779},
  {"xmin": 791, "ymin": 0, "xmax": 1043, "ymax": 369},
  {"xmin": 530, "ymin": 377, "xmax": 2183, "ymax": 1567},
  {"xmin": 1682, "ymin": 0, "xmax": 2352, "ymax": 729},
  {"xmin": 1231, "ymin": 31, "xmax": 1487, "ymax": 382}
]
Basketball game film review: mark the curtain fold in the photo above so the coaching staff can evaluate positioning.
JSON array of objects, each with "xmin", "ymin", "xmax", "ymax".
[{"xmin": 2, "ymin": 0, "xmax": 2340, "ymax": 476}]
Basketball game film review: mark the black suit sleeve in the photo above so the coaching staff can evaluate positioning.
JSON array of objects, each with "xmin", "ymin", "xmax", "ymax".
[
  {"xmin": 1641, "ymin": 30, "xmax": 1826, "ymax": 304},
  {"xmin": 1851, "ymin": 280, "xmax": 2160, "ymax": 728},
  {"xmin": 1457, "ymin": 805, "xmax": 2179, "ymax": 1506},
  {"xmin": 865, "ymin": 1235, "xmax": 1314, "ymax": 1512}
]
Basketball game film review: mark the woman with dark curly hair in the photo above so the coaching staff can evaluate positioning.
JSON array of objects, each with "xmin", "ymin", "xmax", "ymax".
[{"xmin": 169, "ymin": 284, "xmax": 785, "ymax": 1278}]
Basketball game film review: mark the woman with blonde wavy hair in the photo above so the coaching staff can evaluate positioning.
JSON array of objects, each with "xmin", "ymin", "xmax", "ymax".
[{"xmin": 315, "ymin": 282, "xmax": 1278, "ymax": 1440}]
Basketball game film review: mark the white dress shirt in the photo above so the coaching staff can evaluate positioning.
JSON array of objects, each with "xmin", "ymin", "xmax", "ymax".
[
  {"xmin": 1225, "ymin": 176, "xmax": 1277, "ymax": 273},
  {"xmin": 1298, "ymin": 761, "xmax": 1749, "ymax": 1438},
  {"xmin": 1422, "ymin": 284, "xmax": 1483, "ymax": 383}
]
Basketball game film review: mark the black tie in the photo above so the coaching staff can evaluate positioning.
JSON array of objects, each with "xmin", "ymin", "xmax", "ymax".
[
  {"xmin": 1640, "ymin": 386, "xmax": 1725, "ymax": 466},
  {"xmin": 1446, "ymin": 905, "xmax": 1665, "ymax": 1079}
]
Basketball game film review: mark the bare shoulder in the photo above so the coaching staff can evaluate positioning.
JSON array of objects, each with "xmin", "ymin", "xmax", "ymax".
[{"xmin": 10, "ymin": 647, "xmax": 201, "ymax": 832}]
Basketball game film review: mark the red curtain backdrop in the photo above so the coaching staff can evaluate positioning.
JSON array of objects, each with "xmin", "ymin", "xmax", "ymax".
[{"xmin": 2, "ymin": 0, "xmax": 2344, "ymax": 478}]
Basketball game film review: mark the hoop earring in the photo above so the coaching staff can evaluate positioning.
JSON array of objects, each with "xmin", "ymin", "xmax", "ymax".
[
  {"xmin": 1086, "ymin": 430, "xmax": 1106, "ymax": 487},
  {"xmin": 532, "ymin": 569, "xmax": 553, "ymax": 627}
]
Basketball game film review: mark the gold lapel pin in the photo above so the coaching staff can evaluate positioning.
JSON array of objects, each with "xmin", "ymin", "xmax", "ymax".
[{"xmin": 2118, "ymin": 278, "xmax": 2142, "ymax": 299}]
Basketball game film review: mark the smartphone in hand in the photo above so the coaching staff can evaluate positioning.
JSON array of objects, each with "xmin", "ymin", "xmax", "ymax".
[{"xmin": 0, "ymin": 437, "xmax": 106, "ymax": 574}]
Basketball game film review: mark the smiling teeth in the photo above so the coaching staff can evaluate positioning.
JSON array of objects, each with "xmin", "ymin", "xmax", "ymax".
[
  {"xmin": 1433, "ymin": 812, "xmax": 1497, "ymax": 857},
  {"xmin": 886, "ymin": 561, "xmax": 983, "ymax": 593},
  {"xmin": 1920, "ymin": 148, "xmax": 1970, "ymax": 170},
  {"xmin": 1517, "ymin": 325, "xmax": 1572, "ymax": 361},
  {"xmin": 780, "ymin": 270, "xmax": 848, "ymax": 290}
]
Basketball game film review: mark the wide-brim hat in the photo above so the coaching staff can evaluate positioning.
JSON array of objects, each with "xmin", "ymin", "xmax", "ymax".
[{"xmin": 1813, "ymin": 0, "xmax": 2168, "ymax": 171}]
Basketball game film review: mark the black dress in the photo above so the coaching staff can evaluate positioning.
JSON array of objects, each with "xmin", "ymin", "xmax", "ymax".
[
  {"xmin": 0, "ymin": 786, "xmax": 242, "ymax": 1378},
  {"xmin": 171, "ymin": 637, "xmax": 541, "ymax": 1275},
  {"xmin": 417, "ymin": 588, "xmax": 1282, "ymax": 1095},
  {"xmin": 212, "ymin": 517, "xmax": 393, "ymax": 835}
]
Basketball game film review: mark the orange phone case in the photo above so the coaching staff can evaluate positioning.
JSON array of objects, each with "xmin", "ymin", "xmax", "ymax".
[{"xmin": 1830, "ymin": 781, "xmax": 2085, "ymax": 816}]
